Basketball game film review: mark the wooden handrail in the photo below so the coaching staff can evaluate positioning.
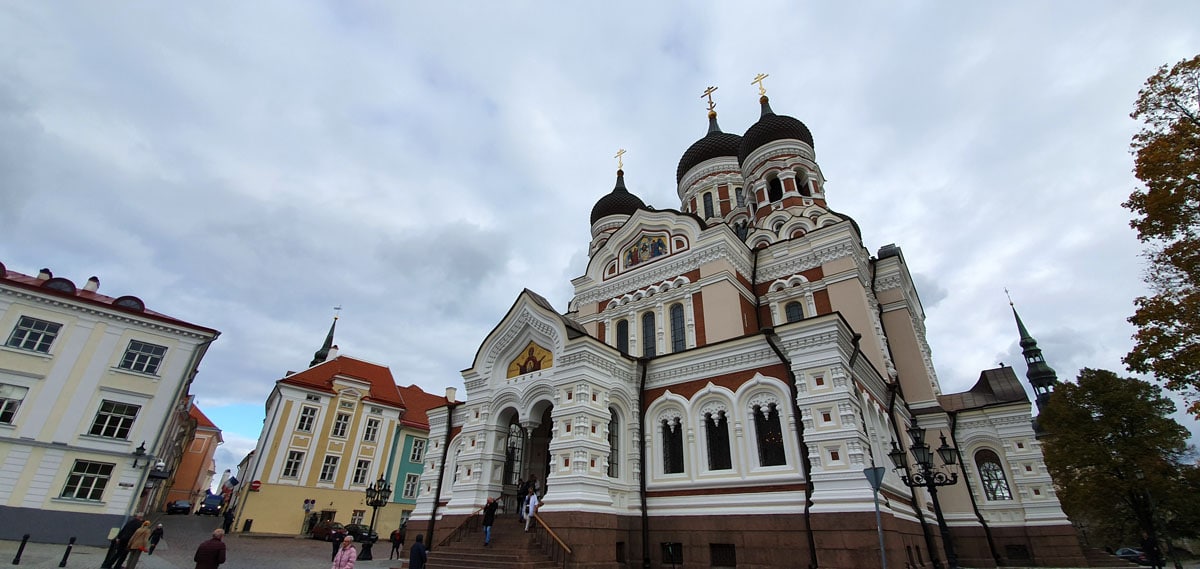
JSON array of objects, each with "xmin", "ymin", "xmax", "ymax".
[{"xmin": 530, "ymin": 513, "xmax": 572, "ymax": 568}]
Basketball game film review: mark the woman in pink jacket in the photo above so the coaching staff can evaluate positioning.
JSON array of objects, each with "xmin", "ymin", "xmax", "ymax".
[{"xmin": 332, "ymin": 535, "xmax": 356, "ymax": 569}]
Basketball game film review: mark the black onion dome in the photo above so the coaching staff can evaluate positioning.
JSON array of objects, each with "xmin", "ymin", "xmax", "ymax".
[
  {"xmin": 676, "ymin": 113, "xmax": 743, "ymax": 183},
  {"xmin": 590, "ymin": 170, "xmax": 646, "ymax": 225},
  {"xmin": 737, "ymin": 96, "xmax": 814, "ymax": 166}
]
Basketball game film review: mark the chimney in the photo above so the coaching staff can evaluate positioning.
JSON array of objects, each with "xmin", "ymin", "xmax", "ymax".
[
  {"xmin": 325, "ymin": 345, "xmax": 339, "ymax": 362},
  {"xmin": 445, "ymin": 387, "xmax": 457, "ymax": 403},
  {"xmin": 83, "ymin": 276, "xmax": 100, "ymax": 292},
  {"xmin": 37, "ymin": 268, "xmax": 52, "ymax": 280}
]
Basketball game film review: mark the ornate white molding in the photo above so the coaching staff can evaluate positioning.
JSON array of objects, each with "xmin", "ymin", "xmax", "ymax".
[{"xmin": 0, "ymin": 286, "xmax": 214, "ymax": 339}]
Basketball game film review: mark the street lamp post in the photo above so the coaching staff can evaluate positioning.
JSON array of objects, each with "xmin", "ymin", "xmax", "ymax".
[
  {"xmin": 358, "ymin": 477, "xmax": 392, "ymax": 561},
  {"xmin": 888, "ymin": 421, "xmax": 960, "ymax": 569}
]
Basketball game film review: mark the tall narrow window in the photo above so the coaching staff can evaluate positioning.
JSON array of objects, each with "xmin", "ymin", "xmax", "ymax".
[
  {"xmin": 296, "ymin": 406, "xmax": 318, "ymax": 432},
  {"xmin": 976, "ymin": 449, "xmax": 1013, "ymax": 500},
  {"xmin": 0, "ymin": 384, "xmax": 28, "ymax": 424},
  {"xmin": 616, "ymin": 320, "xmax": 629, "ymax": 355},
  {"xmin": 796, "ymin": 170, "xmax": 811, "ymax": 197},
  {"xmin": 784, "ymin": 301, "xmax": 804, "ymax": 323},
  {"xmin": 331, "ymin": 413, "xmax": 351, "ymax": 438},
  {"xmin": 410, "ymin": 438, "xmax": 427, "ymax": 462},
  {"xmin": 735, "ymin": 187, "xmax": 745, "ymax": 207},
  {"xmin": 662, "ymin": 417, "xmax": 684, "ymax": 474},
  {"xmin": 669, "ymin": 304, "xmax": 685, "ymax": 353},
  {"xmin": 705, "ymin": 411, "xmax": 732, "ymax": 470},
  {"xmin": 363, "ymin": 418, "xmax": 380, "ymax": 442},
  {"xmin": 283, "ymin": 451, "xmax": 304, "ymax": 478},
  {"xmin": 6, "ymin": 316, "xmax": 62, "ymax": 353},
  {"xmin": 703, "ymin": 192, "xmax": 715, "ymax": 218},
  {"xmin": 352, "ymin": 459, "xmax": 371, "ymax": 485},
  {"xmin": 754, "ymin": 403, "xmax": 786, "ymax": 466},
  {"xmin": 60, "ymin": 460, "xmax": 114, "ymax": 501},
  {"xmin": 607, "ymin": 409, "xmax": 620, "ymax": 478},
  {"xmin": 642, "ymin": 312, "xmax": 656, "ymax": 358},
  {"xmin": 403, "ymin": 473, "xmax": 420, "ymax": 499},
  {"xmin": 319, "ymin": 455, "xmax": 340, "ymax": 482},
  {"xmin": 768, "ymin": 177, "xmax": 784, "ymax": 202}
]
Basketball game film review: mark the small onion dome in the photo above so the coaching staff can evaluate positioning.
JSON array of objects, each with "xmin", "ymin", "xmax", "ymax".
[
  {"xmin": 738, "ymin": 95, "xmax": 814, "ymax": 166},
  {"xmin": 590, "ymin": 169, "xmax": 646, "ymax": 225},
  {"xmin": 676, "ymin": 112, "xmax": 743, "ymax": 183}
]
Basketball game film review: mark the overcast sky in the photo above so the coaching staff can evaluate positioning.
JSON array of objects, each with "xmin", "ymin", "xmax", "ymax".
[{"xmin": 3, "ymin": 2, "xmax": 1199, "ymax": 484}]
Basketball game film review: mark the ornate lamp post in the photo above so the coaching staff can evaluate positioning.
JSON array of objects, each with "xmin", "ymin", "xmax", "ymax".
[
  {"xmin": 888, "ymin": 420, "xmax": 960, "ymax": 569},
  {"xmin": 357, "ymin": 476, "xmax": 392, "ymax": 561}
]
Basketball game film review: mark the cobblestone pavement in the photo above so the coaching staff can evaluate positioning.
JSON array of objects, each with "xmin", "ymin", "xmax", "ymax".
[{"xmin": 1, "ymin": 512, "xmax": 408, "ymax": 569}]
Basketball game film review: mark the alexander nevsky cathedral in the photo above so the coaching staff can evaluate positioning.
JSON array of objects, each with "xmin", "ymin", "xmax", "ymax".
[{"xmin": 410, "ymin": 79, "xmax": 1083, "ymax": 569}]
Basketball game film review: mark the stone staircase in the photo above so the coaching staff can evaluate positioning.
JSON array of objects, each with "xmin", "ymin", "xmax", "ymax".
[
  {"xmin": 1081, "ymin": 547, "xmax": 1140, "ymax": 567},
  {"xmin": 428, "ymin": 515, "xmax": 561, "ymax": 569}
]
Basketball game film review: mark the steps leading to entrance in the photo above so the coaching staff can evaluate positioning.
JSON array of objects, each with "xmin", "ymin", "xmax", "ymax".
[
  {"xmin": 1081, "ymin": 547, "xmax": 1140, "ymax": 567},
  {"xmin": 429, "ymin": 516, "xmax": 561, "ymax": 569}
]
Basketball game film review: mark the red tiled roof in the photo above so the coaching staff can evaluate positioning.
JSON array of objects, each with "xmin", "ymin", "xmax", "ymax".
[
  {"xmin": 396, "ymin": 384, "xmax": 452, "ymax": 429},
  {"xmin": 0, "ymin": 263, "xmax": 219, "ymax": 335},
  {"xmin": 190, "ymin": 405, "xmax": 219, "ymax": 430},
  {"xmin": 280, "ymin": 355, "xmax": 405, "ymax": 408}
]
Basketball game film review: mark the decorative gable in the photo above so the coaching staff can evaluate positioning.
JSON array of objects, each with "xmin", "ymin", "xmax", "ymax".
[{"xmin": 507, "ymin": 341, "xmax": 553, "ymax": 378}]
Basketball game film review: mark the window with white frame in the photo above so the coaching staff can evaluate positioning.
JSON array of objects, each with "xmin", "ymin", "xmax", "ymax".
[
  {"xmin": 331, "ymin": 413, "xmax": 351, "ymax": 438},
  {"xmin": 296, "ymin": 406, "xmax": 318, "ymax": 432},
  {"xmin": 669, "ymin": 304, "xmax": 685, "ymax": 353},
  {"xmin": 661, "ymin": 417, "xmax": 684, "ymax": 474},
  {"xmin": 616, "ymin": 319, "xmax": 629, "ymax": 355},
  {"xmin": 88, "ymin": 400, "xmax": 140, "ymax": 439},
  {"xmin": 363, "ymin": 418, "xmax": 380, "ymax": 442},
  {"xmin": 753, "ymin": 402, "xmax": 786, "ymax": 467},
  {"xmin": 403, "ymin": 473, "xmax": 420, "ymax": 499},
  {"xmin": 352, "ymin": 459, "xmax": 371, "ymax": 485},
  {"xmin": 703, "ymin": 192, "xmax": 715, "ymax": 218},
  {"xmin": 350, "ymin": 510, "xmax": 365, "ymax": 524},
  {"xmin": 319, "ymin": 455, "xmax": 339, "ymax": 482},
  {"xmin": 282, "ymin": 451, "xmax": 304, "ymax": 478},
  {"xmin": 409, "ymin": 438, "xmax": 427, "ymax": 462},
  {"xmin": 784, "ymin": 301, "xmax": 803, "ymax": 323},
  {"xmin": 976, "ymin": 449, "xmax": 1013, "ymax": 500},
  {"xmin": 6, "ymin": 316, "xmax": 62, "ymax": 353},
  {"xmin": 642, "ymin": 312, "xmax": 656, "ymax": 358},
  {"xmin": 0, "ymin": 384, "xmax": 28, "ymax": 424},
  {"xmin": 60, "ymin": 460, "xmax": 114, "ymax": 501},
  {"xmin": 118, "ymin": 340, "xmax": 167, "ymax": 375},
  {"xmin": 704, "ymin": 410, "xmax": 732, "ymax": 470}
]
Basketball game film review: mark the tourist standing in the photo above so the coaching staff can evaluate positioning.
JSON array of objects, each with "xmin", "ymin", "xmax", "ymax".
[
  {"xmin": 482, "ymin": 496, "xmax": 500, "ymax": 546},
  {"xmin": 125, "ymin": 521, "xmax": 152, "ymax": 569},
  {"xmin": 524, "ymin": 486, "xmax": 540, "ymax": 532},
  {"xmin": 106, "ymin": 512, "xmax": 143, "ymax": 569},
  {"xmin": 193, "ymin": 528, "xmax": 227, "ymax": 569},
  {"xmin": 332, "ymin": 536, "xmax": 356, "ymax": 569},
  {"xmin": 408, "ymin": 534, "xmax": 428, "ymax": 569},
  {"xmin": 389, "ymin": 522, "xmax": 406, "ymax": 560},
  {"xmin": 148, "ymin": 524, "xmax": 164, "ymax": 555},
  {"xmin": 222, "ymin": 508, "xmax": 235, "ymax": 533}
]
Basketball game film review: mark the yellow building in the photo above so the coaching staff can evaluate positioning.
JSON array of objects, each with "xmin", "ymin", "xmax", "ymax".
[
  {"xmin": 233, "ymin": 340, "xmax": 406, "ymax": 536},
  {"xmin": 0, "ymin": 262, "xmax": 219, "ymax": 546}
]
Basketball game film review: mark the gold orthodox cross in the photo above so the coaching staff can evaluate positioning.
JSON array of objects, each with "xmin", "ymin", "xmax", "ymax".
[
  {"xmin": 1004, "ymin": 288, "xmax": 1014, "ymax": 307},
  {"xmin": 752, "ymin": 73, "xmax": 770, "ymax": 96},
  {"xmin": 333, "ymin": 305, "xmax": 342, "ymax": 320},
  {"xmin": 701, "ymin": 86, "xmax": 718, "ymax": 112},
  {"xmin": 614, "ymin": 148, "xmax": 626, "ymax": 170}
]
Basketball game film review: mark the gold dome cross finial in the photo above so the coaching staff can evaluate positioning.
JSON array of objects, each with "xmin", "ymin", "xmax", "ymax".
[
  {"xmin": 752, "ymin": 73, "xmax": 770, "ymax": 96},
  {"xmin": 701, "ymin": 86, "xmax": 718, "ymax": 113},
  {"xmin": 333, "ymin": 305, "xmax": 342, "ymax": 320},
  {"xmin": 614, "ymin": 148, "xmax": 626, "ymax": 171}
]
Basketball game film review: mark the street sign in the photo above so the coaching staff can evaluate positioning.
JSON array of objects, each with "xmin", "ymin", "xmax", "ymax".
[{"xmin": 250, "ymin": 480, "xmax": 262, "ymax": 491}]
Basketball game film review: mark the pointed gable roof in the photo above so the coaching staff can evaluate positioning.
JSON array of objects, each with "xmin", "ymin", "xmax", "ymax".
[
  {"xmin": 280, "ymin": 355, "xmax": 405, "ymax": 408},
  {"xmin": 396, "ymin": 384, "xmax": 453, "ymax": 429},
  {"xmin": 939, "ymin": 366, "xmax": 1029, "ymax": 412},
  {"xmin": 189, "ymin": 405, "xmax": 219, "ymax": 430}
]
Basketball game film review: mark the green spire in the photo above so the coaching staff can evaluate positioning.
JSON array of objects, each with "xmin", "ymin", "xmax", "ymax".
[
  {"xmin": 310, "ymin": 313, "xmax": 338, "ymax": 367},
  {"xmin": 1008, "ymin": 293, "xmax": 1058, "ymax": 411}
]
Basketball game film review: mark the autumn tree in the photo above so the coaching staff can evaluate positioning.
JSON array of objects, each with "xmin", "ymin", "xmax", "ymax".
[
  {"xmin": 1122, "ymin": 54, "xmax": 1200, "ymax": 418},
  {"xmin": 1039, "ymin": 369, "xmax": 1197, "ymax": 550}
]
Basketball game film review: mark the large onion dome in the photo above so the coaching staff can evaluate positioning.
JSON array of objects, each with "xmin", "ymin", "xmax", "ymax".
[
  {"xmin": 737, "ymin": 96, "xmax": 814, "ymax": 166},
  {"xmin": 676, "ymin": 112, "xmax": 742, "ymax": 183},
  {"xmin": 590, "ymin": 170, "xmax": 646, "ymax": 225}
]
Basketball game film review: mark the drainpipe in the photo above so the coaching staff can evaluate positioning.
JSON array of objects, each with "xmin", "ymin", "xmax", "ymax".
[
  {"xmin": 427, "ymin": 397, "xmax": 462, "ymax": 549},
  {"xmin": 950, "ymin": 411, "xmax": 1001, "ymax": 565},
  {"xmin": 636, "ymin": 358, "xmax": 651, "ymax": 569}
]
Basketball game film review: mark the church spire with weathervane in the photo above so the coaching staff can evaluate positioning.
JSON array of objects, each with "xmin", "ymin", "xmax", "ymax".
[
  {"xmin": 310, "ymin": 307, "xmax": 340, "ymax": 367},
  {"xmin": 1007, "ymin": 291, "xmax": 1059, "ymax": 412}
]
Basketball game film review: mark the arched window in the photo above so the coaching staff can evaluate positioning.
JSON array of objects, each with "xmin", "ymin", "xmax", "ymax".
[
  {"xmin": 662, "ymin": 417, "xmax": 684, "ymax": 474},
  {"xmin": 669, "ymin": 304, "xmax": 685, "ymax": 353},
  {"xmin": 734, "ymin": 221, "xmax": 749, "ymax": 241},
  {"xmin": 642, "ymin": 312, "xmax": 656, "ymax": 358},
  {"xmin": 976, "ymin": 449, "xmax": 1013, "ymax": 500},
  {"xmin": 768, "ymin": 176, "xmax": 784, "ymax": 202},
  {"xmin": 503, "ymin": 423, "xmax": 525, "ymax": 485},
  {"xmin": 795, "ymin": 170, "xmax": 811, "ymax": 197},
  {"xmin": 616, "ymin": 320, "xmax": 629, "ymax": 355},
  {"xmin": 785, "ymin": 302, "xmax": 803, "ymax": 323},
  {"xmin": 754, "ymin": 403, "xmax": 786, "ymax": 466},
  {"xmin": 608, "ymin": 409, "xmax": 620, "ymax": 478},
  {"xmin": 705, "ymin": 411, "xmax": 732, "ymax": 470},
  {"xmin": 703, "ymin": 192, "xmax": 715, "ymax": 218},
  {"xmin": 735, "ymin": 187, "xmax": 745, "ymax": 208}
]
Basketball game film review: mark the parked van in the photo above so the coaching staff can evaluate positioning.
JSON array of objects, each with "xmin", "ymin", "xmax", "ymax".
[{"xmin": 197, "ymin": 494, "xmax": 223, "ymax": 516}]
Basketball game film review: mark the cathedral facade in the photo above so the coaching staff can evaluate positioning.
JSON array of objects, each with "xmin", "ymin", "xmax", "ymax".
[{"xmin": 409, "ymin": 89, "xmax": 1085, "ymax": 568}]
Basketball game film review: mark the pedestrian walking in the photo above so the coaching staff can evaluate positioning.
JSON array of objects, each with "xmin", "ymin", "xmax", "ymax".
[
  {"xmin": 106, "ymin": 512, "xmax": 143, "ymax": 569},
  {"xmin": 148, "ymin": 524, "xmax": 164, "ymax": 555},
  {"xmin": 332, "ymin": 536, "xmax": 356, "ymax": 569},
  {"xmin": 222, "ymin": 508, "xmax": 235, "ymax": 534},
  {"xmin": 523, "ymin": 486, "xmax": 540, "ymax": 532},
  {"xmin": 482, "ymin": 496, "xmax": 500, "ymax": 546},
  {"xmin": 124, "ymin": 521, "xmax": 152, "ymax": 569},
  {"xmin": 515, "ymin": 477, "xmax": 528, "ymax": 523},
  {"xmin": 193, "ymin": 528, "xmax": 226, "ymax": 569},
  {"xmin": 389, "ymin": 522, "xmax": 406, "ymax": 560},
  {"xmin": 331, "ymin": 530, "xmax": 342, "ymax": 561},
  {"xmin": 408, "ymin": 534, "xmax": 428, "ymax": 569},
  {"xmin": 1141, "ymin": 533, "xmax": 1164, "ymax": 569}
]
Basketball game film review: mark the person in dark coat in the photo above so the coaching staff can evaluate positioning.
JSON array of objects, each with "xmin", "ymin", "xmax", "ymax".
[
  {"xmin": 388, "ymin": 522, "xmax": 406, "ymax": 560},
  {"xmin": 193, "ymin": 528, "xmax": 227, "ymax": 569},
  {"xmin": 1141, "ymin": 533, "xmax": 1164, "ymax": 569},
  {"xmin": 148, "ymin": 524, "xmax": 164, "ymax": 555},
  {"xmin": 408, "ymin": 534, "xmax": 428, "ymax": 569},
  {"xmin": 105, "ymin": 513, "xmax": 144, "ymax": 569},
  {"xmin": 482, "ymin": 497, "xmax": 500, "ymax": 546},
  {"xmin": 222, "ymin": 508, "xmax": 235, "ymax": 534}
]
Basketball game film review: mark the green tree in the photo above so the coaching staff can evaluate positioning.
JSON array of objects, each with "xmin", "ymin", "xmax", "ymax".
[
  {"xmin": 1039, "ymin": 369, "xmax": 1197, "ymax": 550},
  {"xmin": 1122, "ymin": 54, "xmax": 1200, "ymax": 418}
]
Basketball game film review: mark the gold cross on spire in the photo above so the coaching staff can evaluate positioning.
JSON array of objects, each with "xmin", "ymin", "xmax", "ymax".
[
  {"xmin": 333, "ymin": 305, "xmax": 342, "ymax": 320},
  {"xmin": 1004, "ymin": 288, "xmax": 1014, "ymax": 307},
  {"xmin": 614, "ymin": 148, "xmax": 626, "ymax": 170},
  {"xmin": 752, "ymin": 73, "xmax": 770, "ymax": 96},
  {"xmin": 701, "ymin": 86, "xmax": 718, "ymax": 113}
]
